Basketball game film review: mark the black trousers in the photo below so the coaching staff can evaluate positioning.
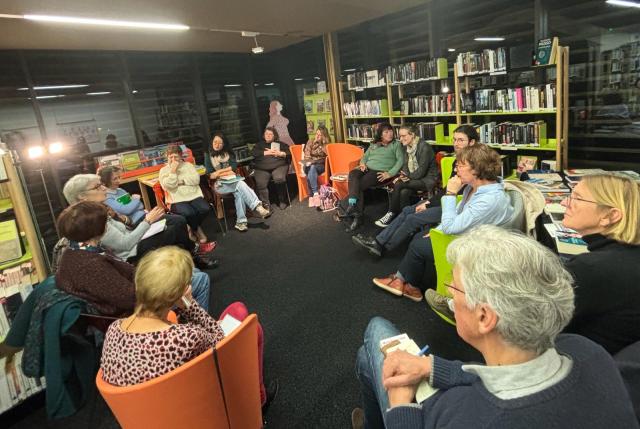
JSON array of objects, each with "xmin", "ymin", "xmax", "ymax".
[
  {"xmin": 388, "ymin": 179, "xmax": 429, "ymax": 214},
  {"xmin": 254, "ymin": 165, "xmax": 289, "ymax": 205},
  {"xmin": 347, "ymin": 168, "xmax": 382, "ymax": 216},
  {"xmin": 129, "ymin": 214, "xmax": 195, "ymax": 264}
]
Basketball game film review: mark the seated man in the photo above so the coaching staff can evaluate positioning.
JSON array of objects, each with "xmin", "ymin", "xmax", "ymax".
[{"xmin": 353, "ymin": 226, "xmax": 639, "ymax": 429}]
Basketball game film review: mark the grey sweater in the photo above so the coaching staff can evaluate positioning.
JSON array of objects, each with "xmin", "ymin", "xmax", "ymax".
[
  {"xmin": 385, "ymin": 334, "xmax": 639, "ymax": 429},
  {"xmin": 100, "ymin": 217, "xmax": 150, "ymax": 261}
]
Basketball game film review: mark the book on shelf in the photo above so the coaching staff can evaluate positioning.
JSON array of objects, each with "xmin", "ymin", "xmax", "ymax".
[
  {"xmin": 400, "ymin": 94, "xmax": 456, "ymax": 115},
  {"xmin": 306, "ymin": 120, "xmax": 315, "ymax": 134},
  {"xmin": 0, "ymin": 220, "xmax": 22, "ymax": 265},
  {"xmin": 456, "ymin": 48, "xmax": 507, "ymax": 76},
  {"xmin": 304, "ymin": 100, "xmax": 313, "ymax": 113},
  {"xmin": 347, "ymin": 123, "xmax": 385, "ymax": 140},
  {"xmin": 517, "ymin": 155, "xmax": 538, "ymax": 171},
  {"xmin": 317, "ymin": 119, "xmax": 327, "ymax": 129},
  {"xmin": 387, "ymin": 58, "xmax": 448, "ymax": 84},
  {"xmin": 324, "ymin": 99, "xmax": 332, "ymax": 113},
  {"xmin": 475, "ymin": 121, "xmax": 547, "ymax": 147},
  {"xmin": 534, "ymin": 37, "xmax": 559, "ymax": 66},
  {"xmin": 563, "ymin": 168, "xmax": 607, "ymax": 185},
  {"xmin": 343, "ymin": 99, "xmax": 389, "ymax": 117},
  {"xmin": 543, "ymin": 223, "xmax": 588, "ymax": 255},
  {"xmin": 316, "ymin": 100, "xmax": 325, "ymax": 113},
  {"xmin": 465, "ymin": 84, "xmax": 556, "ymax": 113},
  {"xmin": 317, "ymin": 81, "xmax": 327, "ymax": 93},
  {"xmin": 346, "ymin": 70, "xmax": 386, "ymax": 90}
]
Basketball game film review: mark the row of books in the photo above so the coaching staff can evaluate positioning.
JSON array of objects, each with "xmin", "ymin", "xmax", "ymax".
[
  {"xmin": 387, "ymin": 58, "xmax": 447, "ymax": 84},
  {"xmin": 412, "ymin": 122, "xmax": 442, "ymax": 142},
  {"xmin": 399, "ymin": 94, "xmax": 456, "ymax": 115},
  {"xmin": 563, "ymin": 169, "xmax": 640, "ymax": 185},
  {"xmin": 95, "ymin": 143, "xmax": 192, "ymax": 173},
  {"xmin": 303, "ymin": 98, "xmax": 332, "ymax": 114},
  {"xmin": 346, "ymin": 70, "xmax": 387, "ymax": 90},
  {"xmin": 456, "ymin": 48, "xmax": 507, "ymax": 76},
  {"xmin": 347, "ymin": 123, "xmax": 385, "ymax": 140},
  {"xmin": 0, "ymin": 261, "xmax": 46, "ymax": 413},
  {"xmin": 476, "ymin": 121, "xmax": 547, "ymax": 146},
  {"xmin": 343, "ymin": 99, "xmax": 389, "ymax": 117},
  {"xmin": 463, "ymin": 83, "xmax": 556, "ymax": 113},
  {"xmin": 306, "ymin": 118, "xmax": 335, "ymax": 134}
]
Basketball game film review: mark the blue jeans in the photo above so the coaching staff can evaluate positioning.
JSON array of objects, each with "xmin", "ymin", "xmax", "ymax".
[
  {"xmin": 216, "ymin": 180, "xmax": 261, "ymax": 224},
  {"xmin": 376, "ymin": 203, "xmax": 442, "ymax": 252},
  {"xmin": 356, "ymin": 317, "xmax": 401, "ymax": 429},
  {"xmin": 304, "ymin": 163, "xmax": 325, "ymax": 195},
  {"xmin": 190, "ymin": 268, "xmax": 211, "ymax": 311}
]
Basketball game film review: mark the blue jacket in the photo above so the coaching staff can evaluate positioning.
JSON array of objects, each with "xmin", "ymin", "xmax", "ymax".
[
  {"xmin": 104, "ymin": 188, "xmax": 145, "ymax": 225},
  {"xmin": 438, "ymin": 181, "xmax": 513, "ymax": 235}
]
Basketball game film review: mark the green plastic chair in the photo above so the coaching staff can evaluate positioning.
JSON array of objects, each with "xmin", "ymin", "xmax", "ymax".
[
  {"xmin": 429, "ymin": 228, "xmax": 457, "ymax": 325},
  {"xmin": 440, "ymin": 157, "xmax": 455, "ymax": 188}
]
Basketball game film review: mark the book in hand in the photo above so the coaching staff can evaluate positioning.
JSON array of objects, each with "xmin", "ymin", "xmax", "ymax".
[
  {"xmin": 141, "ymin": 219, "xmax": 166, "ymax": 240},
  {"xmin": 219, "ymin": 314, "xmax": 242, "ymax": 336},
  {"xmin": 218, "ymin": 175, "xmax": 245, "ymax": 185},
  {"xmin": 379, "ymin": 334, "xmax": 439, "ymax": 404},
  {"xmin": 270, "ymin": 142, "xmax": 281, "ymax": 152}
]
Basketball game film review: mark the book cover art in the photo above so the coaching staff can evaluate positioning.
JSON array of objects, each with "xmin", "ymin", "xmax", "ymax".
[
  {"xmin": 316, "ymin": 100, "xmax": 325, "ymax": 113},
  {"xmin": 324, "ymin": 99, "xmax": 332, "ymax": 112},
  {"xmin": 535, "ymin": 37, "xmax": 558, "ymax": 65},
  {"xmin": 306, "ymin": 120, "xmax": 315, "ymax": 134},
  {"xmin": 304, "ymin": 100, "xmax": 313, "ymax": 113}
]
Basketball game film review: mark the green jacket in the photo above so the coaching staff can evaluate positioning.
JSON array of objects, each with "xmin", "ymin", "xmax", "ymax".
[{"xmin": 361, "ymin": 140, "xmax": 404, "ymax": 175}]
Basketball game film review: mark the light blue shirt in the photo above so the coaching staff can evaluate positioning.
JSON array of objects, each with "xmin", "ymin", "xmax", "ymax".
[
  {"xmin": 438, "ymin": 181, "xmax": 513, "ymax": 235},
  {"xmin": 104, "ymin": 188, "xmax": 145, "ymax": 225}
]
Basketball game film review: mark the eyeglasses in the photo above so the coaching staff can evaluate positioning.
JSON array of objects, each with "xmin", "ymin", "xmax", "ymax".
[
  {"xmin": 453, "ymin": 138, "xmax": 469, "ymax": 144},
  {"xmin": 444, "ymin": 282, "xmax": 465, "ymax": 294},
  {"xmin": 87, "ymin": 183, "xmax": 105, "ymax": 191},
  {"xmin": 564, "ymin": 193, "xmax": 607, "ymax": 207}
]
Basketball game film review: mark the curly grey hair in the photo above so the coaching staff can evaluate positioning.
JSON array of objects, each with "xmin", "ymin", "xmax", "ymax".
[
  {"xmin": 62, "ymin": 174, "xmax": 101, "ymax": 204},
  {"xmin": 447, "ymin": 225, "xmax": 575, "ymax": 354}
]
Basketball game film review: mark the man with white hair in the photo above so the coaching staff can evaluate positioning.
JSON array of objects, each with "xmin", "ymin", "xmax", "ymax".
[{"xmin": 353, "ymin": 225, "xmax": 638, "ymax": 429}]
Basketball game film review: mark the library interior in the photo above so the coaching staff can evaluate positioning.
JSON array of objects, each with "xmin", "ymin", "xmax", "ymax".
[{"xmin": 0, "ymin": 0, "xmax": 639, "ymax": 428}]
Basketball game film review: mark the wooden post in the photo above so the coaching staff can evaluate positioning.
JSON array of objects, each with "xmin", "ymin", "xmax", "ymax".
[
  {"xmin": 454, "ymin": 67, "xmax": 462, "ymax": 126},
  {"xmin": 562, "ymin": 46, "xmax": 570, "ymax": 170},
  {"xmin": 555, "ymin": 46, "xmax": 564, "ymax": 170},
  {"xmin": 323, "ymin": 33, "xmax": 345, "ymax": 142}
]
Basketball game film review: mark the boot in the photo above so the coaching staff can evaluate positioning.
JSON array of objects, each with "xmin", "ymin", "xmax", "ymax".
[{"xmin": 276, "ymin": 183, "xmax": 288, "ymax": 210}]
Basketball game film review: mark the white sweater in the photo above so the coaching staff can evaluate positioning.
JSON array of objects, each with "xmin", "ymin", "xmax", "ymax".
[{"xmin": 159, "ymin": 162, "xmax": 204, "ymax": 204}]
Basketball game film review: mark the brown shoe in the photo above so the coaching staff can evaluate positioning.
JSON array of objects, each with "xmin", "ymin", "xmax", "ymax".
[
  {"xmin": 372, "ymin": 275, "xmax": 404, "ymax": 296},
  {"xmin": 426, "ymin": 289, "xmax": 455, "ymax": 319},
  {"xmin": 351, "ymin": 408, "xmax": 364, "ymax": 429},
  {"xmin": 403, "ymin": 283, "xmax": 423, "ymax": 302}
]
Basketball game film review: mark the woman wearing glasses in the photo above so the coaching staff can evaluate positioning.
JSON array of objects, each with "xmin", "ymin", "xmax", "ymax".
[{"xmin": 560, "ymin": 173, "xmax": 640, "ymax": 355}]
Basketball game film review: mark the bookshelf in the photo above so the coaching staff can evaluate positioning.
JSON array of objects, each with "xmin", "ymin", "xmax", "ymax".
[
  {"xmin": 303, "ymin": 92, "xmax": 336, "ymax": 142},
  {"xmin": 0, "ymin": 151, "xmax": 48, "ymax": 414},
  {"xmin": 337, "ymin": 43, "xmax": 570, "ymax": 168}
]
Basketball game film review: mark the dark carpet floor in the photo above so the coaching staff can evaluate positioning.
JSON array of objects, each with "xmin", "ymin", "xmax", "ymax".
[{"xmin": 3, "ymin": 183, "xmax": 481, "ymax": 429}]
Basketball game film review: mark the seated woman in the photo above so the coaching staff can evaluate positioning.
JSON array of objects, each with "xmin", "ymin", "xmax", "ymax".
[
  {"xmin": 55, "ymin": 201, "xmax": 211, "ymax": 316},
  {"xmin": 62, "ymin": 174, "xmax": 217, "ymax": 268},
  {"xmin": 374, "ymin": 124, "xmax": 438, "ymax": 228},
  {"xmin": 354, "ymin": 226, "xmax": 638, "ymax": 429},
  {"xmin": 372, "ymin": 144, "xmax": 513, "ymax": 302},
  {"xmin": 302, "ymin": 125, "xmax": 330, "ymax": 208},
  {"xmin": 205, "ymin": 132, "xmax": 270, "ymax": 232},
  {"xmin": 100, "ymin": 246, "xmax": 275, "ymax": 409},
  {"xmin": 352, "ymin": 125, "xmax": 479, "ymax": 257},
  {"xmin": 341, "ymin": 123, "xmax": 404, "ymax": 232},
  {"xmin": 99, "ymin": 166, "xmax": 146, "ymax": 226},
  {"xmin": 252, "ymin": 127, "xmax": 291, "ymax": 211},
  {"xmin": 560, "ymin": 173, "xmax": 640, "ymax": 355},
  {"xmin": 159, "ymin": 145, "xmax": 212, "ymax": 243}
]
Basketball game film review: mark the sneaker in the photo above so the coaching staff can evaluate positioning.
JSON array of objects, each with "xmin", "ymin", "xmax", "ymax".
[
  {"xmin": 351, "ymin": 234, "xmax": 383, "ymax": 257},
  {"xmin": 375, "ymin": 211, "xmax": 395, "ymax": 228},
  {"xmin": 351, "ymin": 408, "xmax": 364, "ymax": 429},
  {"xmin": 254, "ymin": 204, "xmax": 270, "ymax": 219},
  {"xmin": 234, "ymin": 222, "xmax": 248, "ymax": 232},
  {"xmin": 278, "ymin": 201, "xmax": 288, "ymax": 210},
  {"xmin": 425, "ymin": 289, "xmax": 455, "ymax": 319},
  {"xmin": 403, "ymin": 283, "xmax": 423, "ymax": 302},
  {"xmin": 308, "ymin": 194, "xmax": 320, "ymax": 208},
  {"xmin": 196, "ymin": 241, "xmax": 217, "ymax": 254},
  {"xmin": 194, "ymin": 255, "xmax": 219, "ymax": 270},
  {"xmin": 372, "ymin": 275, "xmax": 404, "ymax": 297}
]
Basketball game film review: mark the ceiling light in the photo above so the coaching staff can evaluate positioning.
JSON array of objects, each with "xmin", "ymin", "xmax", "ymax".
[
  {"xmin": 448, "ymin": 48, "xmax": 456, "ymax": 52},
  {"xmin": 23, "ymin": 14, "xmax": 189, "ymax": 30},
  {"xmin": 28, "ymin": 146, "xmax": 44, "ymax": 159},
  {"xmin": 18, "ymin": 84, "xmax": 88, "ymax": 91},
  {"xmin": 86, "ymin": 91, "xmax": 111, "ymax": 95},
  {"xmin": 294, "ymin": 78, "xmax": 303, "ymax": 81},
  {"xmin": 606, "ymin": 0, "xmax": 640, "ymax": 6},
  {"xmin": 254, "ymin": 83, "xmax": 259, "ymax": 86},
  {"xmin": 343, "ymin": 68, "xmax": 357, "ymax": 72},
  {"xmin": 224, "ymin": 84, "xmax": 242, "ymax": 87},
  {"xmin": 252, "ymin": 46, "xmax": 264, "ymax": 54},
  {"xmin": 314, "ymin": 76, "xmax": 321, "ymax": 80},
  {"xmin": 35, "ymin": 95, "xmax": 66, "ymax": 99},
  {"xmin": 132, "ymin": 90, "xmax": 138, "ymax": 94},
  {"xmin": 48, "ymin": 142, "xmax": 64, "ymax": 154},
  {"xmin": 264, "ymin": 83, "xmax": 274, "ymax": 86},
  {"xmin": 474, "ymin": 37, "xmax": 505, "ymax": 41}
]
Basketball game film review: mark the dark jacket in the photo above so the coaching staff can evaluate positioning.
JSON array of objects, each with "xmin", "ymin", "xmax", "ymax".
[
  {"xmin": 401, "ymin": 138, "xmax": 438, "ymax": 190},
  {"xmin": 563, "ymin": 233, "xmax": 640, "ymax": 355},
  {"xmin": 55, "ymin": 249, "xmax": 136, "ymax": 317},
  {"xmin": 204, "ymin": 150, "xmax": 238, "ymax": 174},
  {"xmin": 4, "ymin": 277, "xmax": 97, "ymax": 419},
  {"xmin": 252, "ymin": 140, "xmax": 291, "ymax": 171}
]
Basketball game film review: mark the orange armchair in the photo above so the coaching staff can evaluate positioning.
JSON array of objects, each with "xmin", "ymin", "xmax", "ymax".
[
  {"xmin": 96, "ymin": 314, "xmax": 262, "ymax": 429},
  {"xmin": 290, "ymin": 144, "xmax": 330, "ymax": 201},
  {"xmin": 326, "ymin": 143, "xmax": 364, "ymax": 200}
]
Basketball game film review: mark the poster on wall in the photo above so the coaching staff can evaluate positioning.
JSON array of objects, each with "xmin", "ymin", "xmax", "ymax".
[{"xmin": 57, "ymin": 119, "xmax": 100, "ymax": 146}]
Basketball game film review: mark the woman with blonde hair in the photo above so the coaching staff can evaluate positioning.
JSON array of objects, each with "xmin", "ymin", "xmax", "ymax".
[
  {"xmin": 100, "ymin": 246, "xmax": 275, "ymax": 408},
  {"xmin": 560, "ymin": 173, "xmax": 640, "ymax": 354},
  {"xmin": 303, "ymin": 125, "xmax": 331, "ymax": 207}
]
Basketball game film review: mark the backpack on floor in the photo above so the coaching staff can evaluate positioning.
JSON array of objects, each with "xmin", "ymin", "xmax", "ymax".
[{"xmin": 318, "ymin": 184, "xmax": 339, "ymax": 212}]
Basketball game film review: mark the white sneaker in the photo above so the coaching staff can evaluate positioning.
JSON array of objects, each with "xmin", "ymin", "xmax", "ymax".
[
  {"xmin": 254, "ymin": 204, "xmax": 270, "ymax": 218},
  {"xmin": 375, "ymin": 212, "xmax": 395, "ymax": 228},
  {"xmin": 234, "ymin": 222, "xmax": 248, "ymax": 232}
]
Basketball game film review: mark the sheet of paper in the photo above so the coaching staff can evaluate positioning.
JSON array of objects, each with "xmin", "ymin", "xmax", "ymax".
[
  {"xmin": 219, "ymin": 314, "xmax": 242, "ymax": 336},
  {"xmin": 140, "ymin": 219, "xmax": 166, "ymax": 240}
]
